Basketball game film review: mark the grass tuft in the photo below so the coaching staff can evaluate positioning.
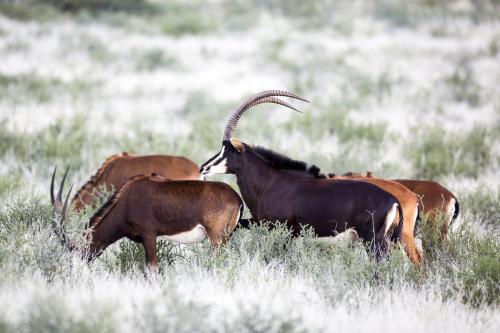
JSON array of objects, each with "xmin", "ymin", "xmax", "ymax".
[{"xmin": 407, "ymin": 126, "xmax": 493, "ymax": 179}]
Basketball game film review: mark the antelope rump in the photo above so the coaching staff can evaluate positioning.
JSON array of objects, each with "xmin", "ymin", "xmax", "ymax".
[{"xmin": 338, "ymin": 172, "xmax": 460, "ymax": 238}]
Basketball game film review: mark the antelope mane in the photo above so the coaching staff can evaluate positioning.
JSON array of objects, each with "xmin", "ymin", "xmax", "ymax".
[{"xmin": 252, "ymin": 146, "xmax": 325, "ymax": 178}]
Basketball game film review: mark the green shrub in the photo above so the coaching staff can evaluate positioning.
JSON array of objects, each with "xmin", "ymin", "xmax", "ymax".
[
  {"xmin": 419, "ymin": 212, "xmax": 448, "ymax": 260},
  {"xmin": 0, "ymin": 116, "xmax": 98, "ymax": 171},
  {"xmin": 0, "ymin": 73, "xmax": 63, "ymax": 103},
  {"xmin": 135, "ymin": 49, "xmax": 177, "ymax": 71},
  {"xmin": 19, "ymin": 292, "xmax": 118, "ymax": 333},
  {"xmin": 133, "ymin": 292, "xmax": 210, "ymax": 333},
  {"xmin": 286, "ymin": 107, "xmax": 387, "ymax": 145},
  {"xmin": 421, "ymin": 222, "xmax": 500, "ymax": 307},
  {"xmin": 108, "ymin": 239, "xmax": 182, "ymax": 273},
  {"xmin": 0, "ymin": 1, "xmax": 61, "ymax": 21},
  {"xmin": 460, "ymin": 235, "xmax": 500, "ymax": 307},
  {"xmin": 407, "ymin": 126, "xmax": 493, "ymax": 178},
  {"xmin": 445, "ymin": 57, "xmax": 481, "ymax": 107},
  {"xmin": 38, "ymin": 0, "xmax": 156, "ymax": 14},
  {"xmin": 161, "ymin": 14, "xmax": 216, "ymax": 36},
  {"xmin": 0, "ymin": 174, "xmax": 21, "ymax": 198},
  {"xmin": 0, "ymin": 198, "xmax": 75, "ymax": 280},
  {"xmin": 461, "ymin": 186, "xmax": 500, "ymax": 231},
  {"xmin": 160, "ymin": 2, "xmax": 218, "ymax": 36},
  {"xmin": 0, "ymin": 73, "xmax": 95, "ymax": 104}
]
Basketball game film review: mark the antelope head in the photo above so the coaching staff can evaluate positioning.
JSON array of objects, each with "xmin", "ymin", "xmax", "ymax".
[{"xmin": 200, "ymin": 90, "xmax": 308, "ymax": 176}]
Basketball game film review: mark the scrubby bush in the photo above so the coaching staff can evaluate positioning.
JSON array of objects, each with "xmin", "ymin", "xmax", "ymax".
[
  {"xmin": 407, "ymin": 126, "xmax": 493, "ymax": 179},
  {"xmin": 1, "ymin": 0, "xmax": 500, "ymax": 330},
  {"xmin": 461, "ymin": 186, "xmax": 500, "ymax": 231},
  {"xmin": 37, "ymin": 0, "xmax": 156, "ymax": 14},
  {"xmin": 0, "ymin": 73, "xmax": 95, "ymax": 104},
  {"xmin": 286, "ymin": 106, "xmax": 387, "ymax": 146},
  {"xmin": 0, "ymin": 116, "xmax": 92, "ymax": 168}
]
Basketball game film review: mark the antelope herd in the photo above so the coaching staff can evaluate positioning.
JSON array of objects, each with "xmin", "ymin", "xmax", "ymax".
[{"xmin": 50, "ymin": 90, "xmax": 459, "ymax": 268}]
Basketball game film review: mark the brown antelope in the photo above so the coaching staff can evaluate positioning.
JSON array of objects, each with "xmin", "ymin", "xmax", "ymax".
[
  {"xmin": 200, "ymin": 90, "xmax": 404, "ymax": 260},
  {"xmin": 341, "ymin": 172, "xmax": 459, "ymax": 237},
  {"xmin": 392, "ymin": 179, "xmax": 459, "ymax": 237},
  {"xmin": 328, "ymin": 174, "xmax": 422, "ymax": 264},
  {"xmin": 72, "ymin": 152, "xmax": 202, "ymax": 212},
  {"xmin": 51, "ymin": 168, "xmax": 243, "ymax": 269}
]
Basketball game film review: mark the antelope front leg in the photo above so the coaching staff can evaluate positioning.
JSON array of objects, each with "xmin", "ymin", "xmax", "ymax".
[{"xmin": 142, "ymin": 234, "xmax": 158, "ymax": 271}]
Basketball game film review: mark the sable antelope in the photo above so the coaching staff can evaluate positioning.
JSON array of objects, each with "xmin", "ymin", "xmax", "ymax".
[
  {"xmin": 340, "ymin": 172, "xmax": 459, "ymax": 237},
  {"xmin": 328, "ymin": 174, "xmax": 422, "ymax": 264},
  {"xmin": 72, "ymin": 152, "xmax": 202, "ymax": 212},
  {"xmin": 200, "ymin": 90, "xmax": 404, "ymax": 260},
  {"xmin": 51, "ymin": 168, "xmax": 243, "ymax": 269}
]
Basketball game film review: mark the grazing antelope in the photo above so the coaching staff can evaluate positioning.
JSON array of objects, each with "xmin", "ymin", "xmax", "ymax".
[
  {"xmin": 200, "ymin": 90, "xmax": 404, "ymax": 260},
  {"xmin": 72, "ymin": 152, "xmax": 202, "ymax": 212},
  {"xmin": 51, "ymin": 168, "xmax": 243, "ymax": 269},
  {"xmin": 328, "ymin": 174, "xmax": 422, "ymax": 264},
  {"xmin": 341, "ymin": 172, "xmax": 459, "ymax": 237}
]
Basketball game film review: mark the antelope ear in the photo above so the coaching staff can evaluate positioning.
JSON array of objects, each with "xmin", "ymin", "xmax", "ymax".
[{"xmin": 230, "ymin": 138, "xmax": 245, "ymax": 153}]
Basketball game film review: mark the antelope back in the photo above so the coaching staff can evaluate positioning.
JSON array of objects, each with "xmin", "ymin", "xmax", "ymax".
[
  {"xmin": 101, "ymin": 155, "xmax": 200, "ymax": 186},
  {"xmin": 72, "ymin": 154, "xmax": 201, "ymax": 211},
  {"xmin": 72, "ymin": 152, "xmax": 132, "ymax": 211}
]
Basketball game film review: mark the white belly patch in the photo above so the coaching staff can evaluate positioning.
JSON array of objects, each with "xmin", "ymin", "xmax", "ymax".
[
  {"xmin": 158, "ymin": 224, "xmax": 207, "ymax": 244},
  {"xmin": 313, "ymin": 229, "xmax": 359, "ymax": 247}
]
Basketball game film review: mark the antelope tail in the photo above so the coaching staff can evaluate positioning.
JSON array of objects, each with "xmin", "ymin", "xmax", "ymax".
[{"xmin": 390, "ymin": 201, "xmax": 404, "ymax": 242}]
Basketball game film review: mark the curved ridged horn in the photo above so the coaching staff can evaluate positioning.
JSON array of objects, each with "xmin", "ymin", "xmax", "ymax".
[
  {"xmin": 58, "ymin": 185, "xmax": 74, "ymax": 247},
  {"xmin": 247, "ymin": 97, "xmax": 303, "ymax": 113},
  {"xmin": 222, "ymin": 90, "xmax": 308, "ymax": 140},
  {"xmin": 57, "ymin": 166, "xmax": 69, "ymax": 203},
  {"xmin": 50, "ymin": 166, "xmax": 74, "ymax": 249},
  {"xmin": 50, "ymin": 166, "xmax": 57, "ymax": 205}
]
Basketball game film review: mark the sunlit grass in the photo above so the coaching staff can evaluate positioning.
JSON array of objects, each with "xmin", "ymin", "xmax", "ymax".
[{"xmin": 0, "ymin": 0, "xmax": 499, "ymax": 331}]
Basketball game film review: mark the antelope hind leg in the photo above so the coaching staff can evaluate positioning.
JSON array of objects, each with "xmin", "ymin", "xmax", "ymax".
[{"xmin": 142, "ymin": 234, "xmax": 158, "ymax": 271}]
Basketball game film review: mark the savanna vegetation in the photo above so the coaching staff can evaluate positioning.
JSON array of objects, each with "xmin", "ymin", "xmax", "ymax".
[{"xmin": 0, "ymin": 0, "xmax": 499, "ymax": 332}]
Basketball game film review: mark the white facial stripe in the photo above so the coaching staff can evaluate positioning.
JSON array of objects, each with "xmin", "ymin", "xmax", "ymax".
[
  {"xmin": 201, "ymin": 145, "xmax": 229, "ymax": 176},
  {"xmin": 203, "ymin": 158, "xmax": 228, "ymax": 176},
  {"xmin": 203, "ymin": 146, "xmax": 225, "ymax": 169}
]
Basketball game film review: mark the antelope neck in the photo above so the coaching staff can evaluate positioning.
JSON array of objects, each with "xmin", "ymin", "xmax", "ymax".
[{"xmin": 234, "ymin": 152, "xmax": 276, "ymax": 214}]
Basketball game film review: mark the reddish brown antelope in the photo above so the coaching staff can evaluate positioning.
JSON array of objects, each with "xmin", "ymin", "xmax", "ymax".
[
  {"xmin": 200, "ymin": 90, "xmax": 404, "ymax": 260},
  {"xmin": 51, "ymin": 168, "xmax": 243, "ymax": 269},
  {"xmin": 72, "ymin": 152, "xmax": 202, "ymax": 212},
  {"xmin": 328, "ymin": 174, "xmax": 422, "ymax": 264},
  {"xmin": 341, "ymin": 172, "xmax": 459, "ymax": 238}
]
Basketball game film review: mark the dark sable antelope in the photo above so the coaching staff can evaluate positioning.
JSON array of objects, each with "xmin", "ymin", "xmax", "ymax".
[
  {"xmin": 51, "ymin": 168, "xmax": 243, "ymax": 269},
  {"xmin": 340, "ymin": 172, "xmax": 460, "ymax": 238},
  {"xmin": 200, "ymin": 90, "xmax": 404, "ymax": 260},
  {"xmin": 328, "ymin": 173, "xmax": 422, "ymax": 264},
  {"xmin": 72, "ymin": 152, "xmax": 202, "ymax": 212}
]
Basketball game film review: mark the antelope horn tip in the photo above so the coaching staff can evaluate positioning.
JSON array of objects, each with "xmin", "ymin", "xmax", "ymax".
[{"xmin": 50, "ymin": 166, "xmax": 57, "ymax": 205}]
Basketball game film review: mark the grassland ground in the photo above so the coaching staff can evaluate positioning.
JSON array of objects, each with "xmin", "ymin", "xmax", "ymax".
[{"xmin": 0, "ymin": 1, "xmax": 499, "ymax": 332}]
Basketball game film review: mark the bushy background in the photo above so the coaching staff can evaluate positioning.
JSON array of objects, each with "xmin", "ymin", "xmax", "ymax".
[{"xmin": 0, "ymin": 0, "xmax": 499, "ymax": 332}]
